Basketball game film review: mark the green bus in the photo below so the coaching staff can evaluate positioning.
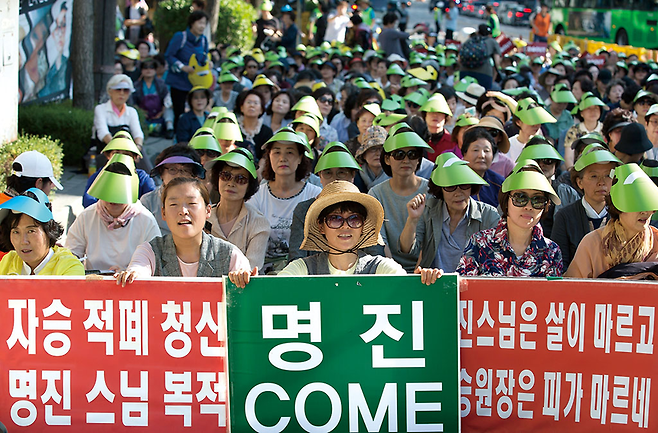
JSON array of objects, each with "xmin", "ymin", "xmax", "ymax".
[{"xmin": 550, "ymin": 0, "xmax": 658, "ymax": 48}]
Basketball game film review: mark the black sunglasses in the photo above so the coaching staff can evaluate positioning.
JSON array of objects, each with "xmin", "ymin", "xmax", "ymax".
[
  {"xmin": 536, "ymin": 158, "xmax": 558, "ymax": 166},
  {"xmin": 219, "ymin": 171, "xmax": 250, "ymax": 185},
  {"xmin": 324, "ymin": 214, "xmax": 364, "ymax": 229},
  {"xmin": 443, "ymin": 184, "xmax": 472, "ymax": 192},
  {"xmin": 390, "ymin": 149, "xmax": 422, "ymax": 161},
  {"xmin": 510, "ymin": 192, "xmax": 548, "ymax": 210},
  {"xmin": 196, "ymin": 149, "xmax": 221, "ymax": 159},
  {"xmin": 318, "ymin": 96, "xmax": 334, "ymax": 104}
]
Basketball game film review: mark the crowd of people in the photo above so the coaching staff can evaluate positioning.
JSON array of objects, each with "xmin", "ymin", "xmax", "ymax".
[{"xmin": 3, "ymin": 0, "xmax": 658, "ymax": 285}]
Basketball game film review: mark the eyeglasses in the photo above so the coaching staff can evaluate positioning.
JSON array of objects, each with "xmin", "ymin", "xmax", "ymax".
[
  {"xmin": 649, "ymin": 119, "xmax": 658, "ymax": 128},
  {"xmin": 390, "ymin": 149, "xmax": 422, "ymax": 160},
  {"xmin": 406, "ymin": 101, "xmax": 420, "ymax": 109},
  {"xmin": 164, "ymin": 166, "xmax": 194, "ymax": 177},
  {"xmin": 324, "ymin": 214, "xmax": 364, "ymax": 229},
  {"xmin": 318, "ymin": 97, "xmax": 334, "ymax": 105},
  {"xmin": 196, "ymin": 149, "xmax": 221, "ymax": 159},
  {"xmin": 142, "ymin": 64, "xmax": 156, "ymax": 70},
  {"xmin": 219, "ymin": 171, "xmax": 250, "ymax": 185},
  {"xmin": 443, "ymin": 184, "xmax": 472, "ymax": 192},
  {"xmin": 510, "ymin": 192, "xmax": 548, "ymax": 210}
]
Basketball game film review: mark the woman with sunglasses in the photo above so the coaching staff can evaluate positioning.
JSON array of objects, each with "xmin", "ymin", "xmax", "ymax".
[
  {"xmin": 565, "ymin": 163, "xmax": 658, "ymax": 279},
  {"xmin": 206, "ymin": 148, "xmax": 270, "ymax": 271},
  {"xmin": 457, "ymin": 160, "xmax": 563, "ymax": 277},
  {"xmin": 368, "ymin": 123, "xmax": 432, "ymax": 272},
  {"xmin": 249, "ymin": 127, "xmax": 322, "ymax": 273},
  {"xmin": 399, "ymin": 152, "xmax": 500, "ymax": 272},
  {"xmin": 267, "ymin": 180, "xmax": 441, "ymax": 285}
]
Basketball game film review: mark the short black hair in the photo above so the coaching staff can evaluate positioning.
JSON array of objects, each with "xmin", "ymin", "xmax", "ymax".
[
  {"xmin": 186, "ymin": 87, "xmax": 211, "ymax": 107},
  {"xmin": 0, "ymin": 191, "xmax": 63, "ymax": 251},
  {"xmin": 188, "ymin": 10, "xmax": 209, "ymax": 28},
  {"xmin": 234, "ymin": 89, "xmax": 266, "ymax": 117},
  {"xmin": 5, "ymin": 174, "xmax": 50, "ymax": 195},
  {"xmin": 383, "ymin": 12, "xmax": 398, "ymax": 25},
  {"xmin": 266, "ymin": 90, "xmax": 297, "ymax": 117},
  {"xmin": 461, "ymin": 128, "xmax": 495, "ymax": 154},
  {"xmin": 210, "ymin": 160, "xmax": 259, "ymax": 201}
]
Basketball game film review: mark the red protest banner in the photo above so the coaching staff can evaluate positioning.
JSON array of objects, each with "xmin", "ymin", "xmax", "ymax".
[
  {"xmin": 460, "ymin": 278, "xmax": 656, "ymax": 431},
  {"xmin": 0, "ymin": 277, "xmax": 227, "ymax": 432},
  {"xmin": 496, "ymin": 34, "xmax": 514, "ymax": 55},
  {"xmin": 525, "ymin": 42, "xmax": 548, "ymax": 57},
  {"xmin": 584, "ymin": 54, "xmax": 607, "ymax": 67}
]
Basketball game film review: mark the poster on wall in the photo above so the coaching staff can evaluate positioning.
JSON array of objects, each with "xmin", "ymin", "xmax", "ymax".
[{"xmin": 18, "ymin": 0, "xmax": 73, "ymax": 104}]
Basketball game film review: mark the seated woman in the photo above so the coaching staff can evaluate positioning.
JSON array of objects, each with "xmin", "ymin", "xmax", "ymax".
[
  {"xmin": 354, "ymin": 125, "xmax": 390, "ymax": 192},
  {"xmin": 83, "ymin": 132, "xmax": 156, "ymax": 208},
  {"xmin": 553, "ymin": 144, "xmax": 621, "ymax": 268},
  {"xmin": 273, "ymin": 180, "xmax": 441, "ymax": 284},
  {"xmin": 368, "ymin": 122, "xmax": 431, "ymax": 272},
  {"xmin": 66, "ymin": 154, "xmax": 161, "ymax": 272},
  {"xmin": 92, "ymin": 74, "xmax": 147, "ymax": 170},
  {"xmin": 176, "ymin": 86, "xmax": 211, "ymax": 143},
  {"xmin": 457, "ymin": 160, "xmax": 563, "ymax": 277},
  {"xmin": 516, "ymin": 135, "xmax": 580, "ymax": 237},
  {"xmin": 419, "ymin": 93, "xmax": 454, "ymax": 160},
  {"xmin": 461, "ymin": 128, "xmax": 505, "ymax": 207},
  {"xmin": 0, "ymin": 188, "xmax": 84, "ymax": 276},
  {"xmin": 400, "ymin": 152, "xmax": 500, "ymax": 272},
  {"xmin": 206, "ymin": 148, "xmax": 270, "ymax": 271},
  {"xmin": 116, "ymin": 177, "xmax": 253, "ymax": 286},
  {"xmin": 235, "ymin": 89, "xmax": 273, "ymax": 161},
  {"xmin": 140, "ymin": 144, "xmax": 206, "ymax": 235},
  {"xmin": 214, "ymin": 112, "xmax": 243, "ymax": 154},
  {"xmin": 344, "ymin": 103, "xmax": 380, "ymax": 156},
  {"xmin": 565, "ymin": 163, "xmax": 658, "ymax": 278},
  {"xmin": 249, "ymin": 127, "xmax": 322, "ymax": 273}
]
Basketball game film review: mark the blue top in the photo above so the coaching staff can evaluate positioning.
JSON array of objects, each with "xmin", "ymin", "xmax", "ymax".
[
  {"xmin": 164, "ymin": 29, "xmax": 209, "ymax": 92},
  {"xmin": 472, "ymin": 169, "xmax": 504, "ymax": 208},
  {"xmin": 176, "ymin": 110, "xmax": 208, "ymax": 143},
  {"xmin": 83, "ymin": 168, "xmax": 156, "ymax": 208}
]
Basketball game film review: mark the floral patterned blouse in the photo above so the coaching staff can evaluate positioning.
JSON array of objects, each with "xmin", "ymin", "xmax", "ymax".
[{"xmin": 456, "ymin": 219, "xmax": 563, "ymax": 277}]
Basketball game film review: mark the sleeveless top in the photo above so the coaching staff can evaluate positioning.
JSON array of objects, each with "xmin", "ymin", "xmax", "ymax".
[
  {"xmin": 149, "ymin": 232, "xmax": 235, "ymax": 277},
  {"xmin": 301, "ymin": 251, "xmax": 387, "ymax": 275}
]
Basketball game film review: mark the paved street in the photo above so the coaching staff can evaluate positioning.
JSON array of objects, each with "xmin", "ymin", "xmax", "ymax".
[{"xmin": 402, "ymin": 0, "xmax": 532, "ymax": 42}]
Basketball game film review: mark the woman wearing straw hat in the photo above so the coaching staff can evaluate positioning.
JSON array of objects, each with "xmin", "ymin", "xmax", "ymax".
[
  {"xmin": 399, "ymin": 152, "xmax": 500, "ymax": 272},
  {"xmin": 250, "ymin": 127, "xmax": 322, "ymax": 273},
  {"xmin": 553, "ymin": 144, "xmax": 621, "ymax": 268},
  {"xmin": 275, "ymin": 180, "xmax": 441, "ymax": 284},
  {"xmin": 457, "ymin": 160, "xmax": 563, "ymax": 277},
  {"xmin": 565, "ymin": 163, "xmax": 658, "ymax": 278},
  {"xmin": 354, "ymin": 125, "xmax": 391, "ymax": 192},
  {"xmin": 369, "ymin": 123, "xmax": 432, "ymax": 272},
  {"xmin": 116, "ymin": 177, "xmax": 253, "ymax": 286},
  {"xmin": 205, "ymin": 148, "xmax": 270, "ymax": 271},
  {"xmin": 66, "ymin": 154, "xmax": 161, "ymax": 272},
  {"xmin": 468, "ymin": 115, "xmax": 514, "ymax": 178},
  {"xmin": 0, "ymin": 188, "xmax": 84, "ymax": 276},
  {"xmin": 289, "ymin": 142, "xmax": 381, "ymax": 261},
  {"xmin": 563, "ymin": 92, "xmax": 607, "ymax": 169}
]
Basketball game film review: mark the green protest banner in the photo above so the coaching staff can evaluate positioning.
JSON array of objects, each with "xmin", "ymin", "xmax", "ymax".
[{"xmin": 225, "ymin": 274, "xmax": 460, "ymax": 432}]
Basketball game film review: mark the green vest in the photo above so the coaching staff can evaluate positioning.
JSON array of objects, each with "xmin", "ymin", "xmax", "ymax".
[{"xmin": 488, "ymin": 14, "xmax": 501, "ymax": 38}]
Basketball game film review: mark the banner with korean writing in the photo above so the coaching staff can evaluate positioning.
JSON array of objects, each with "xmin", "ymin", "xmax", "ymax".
[
  {"xmin": 460, "ymin": 278, "xmax": 657, "ymax": 431},
  {"xmin": 0, "ymin": 277, "xmax": 227, "ymax": 432},
  {"xmin": 225, "ymin": 275, "xmax": 461, "ymax": 432}
]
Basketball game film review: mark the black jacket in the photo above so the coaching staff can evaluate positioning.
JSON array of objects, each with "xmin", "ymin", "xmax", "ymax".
[{"xmin": 552, "ymin": 200, "xmax": 597, "ymax": 269}]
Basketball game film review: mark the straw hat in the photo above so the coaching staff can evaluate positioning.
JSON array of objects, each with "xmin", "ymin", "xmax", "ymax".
[
  {"xmin": 468, "ymin": 115, "xmax": 510, "ymax": 154},
  {"xmin": 300, "ymin": 181, "xmax": 384, "ymax": 252}
]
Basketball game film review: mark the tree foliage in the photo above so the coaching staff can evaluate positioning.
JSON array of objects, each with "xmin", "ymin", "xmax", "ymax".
[{"xmin": 216, "ymin": 0, "xmax": 257, "ymax": 51}]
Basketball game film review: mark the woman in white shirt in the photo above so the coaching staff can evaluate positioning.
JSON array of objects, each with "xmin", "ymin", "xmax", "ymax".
[
  {"xmin": 248, "ymin": 127, "xmax": 322, "ymax": 273},
  {"xmin": 66, "ymin": 154, "xmax": 161, "ymax": 272}
]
